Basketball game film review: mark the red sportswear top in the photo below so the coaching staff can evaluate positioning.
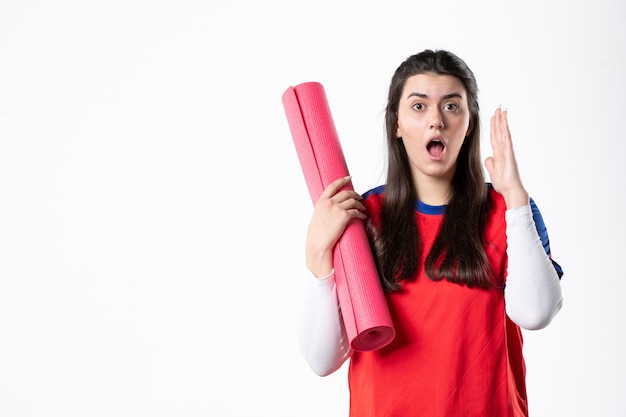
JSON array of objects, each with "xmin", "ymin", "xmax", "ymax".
[{"xmin": 348, "ymin": 186, "xmax": 528, "ymax": 417}]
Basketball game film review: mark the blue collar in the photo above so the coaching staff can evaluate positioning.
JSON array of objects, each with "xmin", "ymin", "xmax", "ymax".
[{"xmin": 415, "ymin": 200, "xmax": 446, "ymax": 215}]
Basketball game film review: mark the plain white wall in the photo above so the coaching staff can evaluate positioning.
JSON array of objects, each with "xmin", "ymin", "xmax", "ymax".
[{"xmin": 1, "ymin": 0, "xmax": 624, "ymax": 416}]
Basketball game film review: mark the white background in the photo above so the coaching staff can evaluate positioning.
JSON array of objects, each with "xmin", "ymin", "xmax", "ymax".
[{"xmin": 1, "ymin": 0, "xmax": 624, "ymax": 416}]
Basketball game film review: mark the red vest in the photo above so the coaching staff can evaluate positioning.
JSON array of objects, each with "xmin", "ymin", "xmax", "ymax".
[{"xmin": 348, "ymin": 188, "xmax": 528, "ymax": 417}]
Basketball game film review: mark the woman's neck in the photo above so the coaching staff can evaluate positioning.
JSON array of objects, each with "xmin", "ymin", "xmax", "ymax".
[{"xmin": 414, "ymin": 175, "xmax": 453, "ymax": 206}]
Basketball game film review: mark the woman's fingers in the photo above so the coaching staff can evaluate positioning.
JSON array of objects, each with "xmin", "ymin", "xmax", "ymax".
[
  {"xmin": 305, "ymin": 176, "xmax": 368, "ymax": 276},
  {"xmin": 490, "ymin": 107, "xmax": 510, "ymax": 151},
  {"xmin": 320, "ymin": 176, "xmax": 353, "ymax": 199},
  {"xmin": 319, "ymin": 176, "xmax": 366, "ymax": 218},
  {"xmin": 332, "ymin": 188, "xmax": 364, "ymax": 206},
  {"xmin": 319, "ymin": 187, "xmax": 366, "ymax": 223},
  {"xmin": 488, "ymin": 107, "xmax": 515, "ymax": 170},
  {"xmin": 486, "ymin": 107, "xmax": 529, "ymax": 208}
]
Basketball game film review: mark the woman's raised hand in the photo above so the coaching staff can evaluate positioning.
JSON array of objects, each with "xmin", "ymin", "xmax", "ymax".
[
  {"xmin": 484, "ymin": 107, "xmax": 529, "ymax": 209},
  {"xmin": 305, "ymin": 176, "xmax": 367, "ymax": 278}
]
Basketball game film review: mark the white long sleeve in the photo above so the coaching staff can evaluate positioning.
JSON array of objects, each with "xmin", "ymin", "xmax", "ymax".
[
  {"xmin": 297, "ymin": 270, "xmax": 352, "ymax": 376},
  {"xmin": 504, "ymin": 204, "xmax": 563, "ymax": 330},
  {"xmin": 298, "ymin": 203, "xmax": 563, "ymax": 374}
]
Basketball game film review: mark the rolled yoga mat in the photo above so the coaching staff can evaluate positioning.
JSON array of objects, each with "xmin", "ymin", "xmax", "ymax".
[{"xmin": 282, "ymin": 81, "xmax": 395, "ymax": 352}]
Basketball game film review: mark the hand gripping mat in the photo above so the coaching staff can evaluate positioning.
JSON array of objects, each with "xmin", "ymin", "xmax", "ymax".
[{"xmin": 282, "ymin": 82, "xmax": 395, "ymax": 351}]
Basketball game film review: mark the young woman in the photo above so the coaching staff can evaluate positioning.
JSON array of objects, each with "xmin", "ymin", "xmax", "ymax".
[{"xmin": 299, "ymin": 49, "xmax": 564, "ymax": 417}]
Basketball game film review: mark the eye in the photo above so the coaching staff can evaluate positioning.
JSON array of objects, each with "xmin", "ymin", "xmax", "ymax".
[
  {"xmin": 444, "ymin": 103, "xmax": 460, "ymax": 111},
  {"xmin": 412, "ymin": 103, "xmax": 425, "ymax": 111}
]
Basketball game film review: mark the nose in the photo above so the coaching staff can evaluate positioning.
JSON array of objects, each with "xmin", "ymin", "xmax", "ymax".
[{"xmin": 429, "ymin": 109, "xmax": 444, "ymax": 129}]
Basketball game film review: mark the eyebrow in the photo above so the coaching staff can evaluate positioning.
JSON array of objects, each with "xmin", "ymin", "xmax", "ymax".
[{"xmin": 406, "ymin": 92, "xmax": 464, "ymax": 100}]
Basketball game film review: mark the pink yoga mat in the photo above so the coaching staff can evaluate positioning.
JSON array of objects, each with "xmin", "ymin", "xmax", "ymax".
[{"xmin": 282, "ymin": 81, "xmax": 395, "ymax": 352}]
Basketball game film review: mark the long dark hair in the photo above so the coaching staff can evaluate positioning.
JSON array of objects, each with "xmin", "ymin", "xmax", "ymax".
[{"xmin": 369, "ymin": 49, "xmax": 494, "ymax": 292}]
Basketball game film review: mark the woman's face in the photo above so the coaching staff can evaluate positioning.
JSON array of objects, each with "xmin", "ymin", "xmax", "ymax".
[{"xmin": 396, "ymin": 72, "xmax": 472, "ymax": 187}]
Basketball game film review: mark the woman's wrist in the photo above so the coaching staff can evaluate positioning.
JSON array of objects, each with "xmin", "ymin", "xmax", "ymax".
[
  {"xmin": 305, "ymin": 245, "xmax": 334, "ymax": 278},
  {"xmin": 501, "ymin": 186, "xmax": 529, "ymax": 209}
]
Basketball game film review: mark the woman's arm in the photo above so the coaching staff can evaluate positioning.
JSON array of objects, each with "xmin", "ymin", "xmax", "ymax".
[
  {"xmin": 297, "ymin": 270, "xmax": 352, "ymax": 376},
  {"xmin": 485, "ymin": 108, "xmax": 563, "ymax": 329},
  {"xmin": 298, "ymin": 176, "xmax": 364, "ymax": 375},
  {"xmin": 504, "ymin": 203, "xmax": 563, "ymax": 330}
]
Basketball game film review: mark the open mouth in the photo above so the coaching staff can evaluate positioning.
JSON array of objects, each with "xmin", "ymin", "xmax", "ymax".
[{"xmin": 427, "ymin": 139, "xmax": 445, "ymax": 158}]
